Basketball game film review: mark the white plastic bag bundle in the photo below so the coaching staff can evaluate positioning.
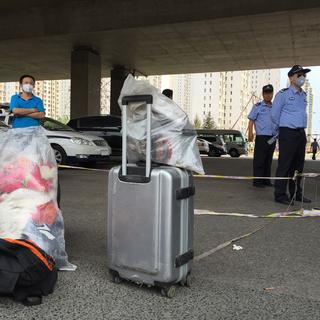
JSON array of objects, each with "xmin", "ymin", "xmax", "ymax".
[
  {"xmin": 119, "ymin": 75, "xmax": 204, "ymax": 174},
  {"xmin": 0, "ymin": 126, "xmax": 76, "ymax": 271}
]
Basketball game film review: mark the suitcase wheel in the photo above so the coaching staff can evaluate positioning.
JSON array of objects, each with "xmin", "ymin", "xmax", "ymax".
[
  {"xmin": 161, "ymin": 286, "xmax": 176, "ymax": 298},
  {"xmin": 110, "ymin": 271, "xmax": 122, "ymax": 284},
  {"xmin": 180, "ymin": 274, "xmax": 191, "ymax": 288}
]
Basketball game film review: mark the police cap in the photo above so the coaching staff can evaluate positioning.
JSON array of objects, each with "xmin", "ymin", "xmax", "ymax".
[
  {"xmin": 262, "ymin": 84, "xmax": 273, "ymax": 93},
  {"xmin": 288, "ymin": 65, "xmax": 311, "ymax": 77}
]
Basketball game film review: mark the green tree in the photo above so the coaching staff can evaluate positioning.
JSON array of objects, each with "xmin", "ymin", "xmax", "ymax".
[
  {"xmin": 56, "ymin": 115, "xmax": 70, "ymax": 124},
  {"xmin": 202, "ymin": 112, "xmax": 216, "ymax": 129},
  {"xmin": 193, "ymin": 114, "xmax": 202, "ymax": 129}
]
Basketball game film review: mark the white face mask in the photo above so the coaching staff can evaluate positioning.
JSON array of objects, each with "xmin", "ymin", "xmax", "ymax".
[
  {"xmin": 295, "ymin": 75, "xmax": 306, "ymax": 87},
  {"xmin": 22, "ymin": 83, "xmax": 34, "ymax": 93}
]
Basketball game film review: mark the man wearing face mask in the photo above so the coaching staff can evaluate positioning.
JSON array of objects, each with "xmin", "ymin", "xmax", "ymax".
[
  {"xmin": 9, "ymin": 75, "xmax": 45, "ymax": 128},
  {"xmin": 271, "ymin": 65, "xmax": 311, "ymax": 205}
]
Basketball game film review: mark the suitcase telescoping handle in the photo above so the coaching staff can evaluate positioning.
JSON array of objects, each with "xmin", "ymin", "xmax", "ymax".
[{"xmin": 121, "ymin": 95, "xmax": 153, "ymax": 178}]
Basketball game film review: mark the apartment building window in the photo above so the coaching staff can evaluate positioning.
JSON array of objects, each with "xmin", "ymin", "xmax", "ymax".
[
  {"xmin": 210, "ymin": 81, "xmax": 212, "ymax": 85},
  {"xmin": 204, "ymin": 88, "xmax": 206, "ymax": 93},
  {"xmin": 209, "ymin": 88, "xmax": 212, "ymax": 93},
  {"xmin": 230, "ymin": 98, "xmax": 232, "ymax": 102},
  {"xmin": 203, "ymin": 111, "xmax": 205, "ymax": 115}
]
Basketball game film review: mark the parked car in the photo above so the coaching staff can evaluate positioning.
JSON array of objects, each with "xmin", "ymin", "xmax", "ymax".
[
  {"xmin": 197, "ymin": 138, "xmax": 227, "ymax": 157},
  {"xmin": 0, "ymin": 113, "xmax": 112, "ymax": 165},
  {"xmin": 197, "ymin": 139, "xmax": 209, "ymax": 154},
  {"xmin": 197, "ymin": 129, "xmax": 247, "ymax": 157},
  {"xmin": 67, "ymin": 115, "xmax": 122, "ymax": 156},
  {"xmin": 0, "ymin": 120, "xmax": 9, "ymax": 133}
]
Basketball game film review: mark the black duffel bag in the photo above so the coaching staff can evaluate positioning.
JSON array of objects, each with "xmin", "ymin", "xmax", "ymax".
[{"xmin": 0, "ymin": 238, "xmax": 58, "ymax": 306}]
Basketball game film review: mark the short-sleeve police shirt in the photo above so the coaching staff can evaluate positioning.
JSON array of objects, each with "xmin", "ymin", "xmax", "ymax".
[
  {"xmin": 248, "ymin": 101, "xmax": 274, "ymax": 136},
  {"xmin": 271, "ymin": 85, "xmax": 307, "ymax": 130}
]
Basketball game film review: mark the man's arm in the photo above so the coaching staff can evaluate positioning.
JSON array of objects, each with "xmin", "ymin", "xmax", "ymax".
[
  {"xmin": 247, "ymin": 105, "xmax": 258, "ymax": 142},
  {"xmin": 27, "ymin": 112, "xmax": 45, "ymax": 119},
  {"xmin": 247, "ymin": 120, "xmax": 255, "ymax": 142},
  {"xmin": 12, "ymin": 108, "xmax": 38, "ymax": 116},
  {"xmin": 271, "ymin": 92, "xmax": 284, "ymax": 131}
]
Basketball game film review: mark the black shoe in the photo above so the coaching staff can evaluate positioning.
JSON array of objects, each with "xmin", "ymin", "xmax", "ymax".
[
  {"xmin": 22, "ymin": 296, "xmax": 42, "ymax": 306},
  {"xmin": 253, "ymin": 184, "xmax": 265, "ymax": 188},
  {"xmin": 275, "ymin": 197, "xmax": 291, "ymax": 205},
  {"xmin": 294, "ymin": 196, "xmax": 312, "ymax": 203}
]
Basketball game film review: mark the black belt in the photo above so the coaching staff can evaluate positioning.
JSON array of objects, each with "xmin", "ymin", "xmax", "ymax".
[{"xmin": 280, "ymin": 127, "xmax": 305, "ymax": 132}]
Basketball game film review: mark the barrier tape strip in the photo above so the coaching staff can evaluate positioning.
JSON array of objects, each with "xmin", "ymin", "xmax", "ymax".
[
  {"xmin": 58, "ymin": 164, "xmax": 320, "ymax": 180},
  {"xmin": 58, "ymin": 164, "xmax": 109, "ymax": 172},
  {"xmin": 194, "ymin": 174, "xmax": 292, "ymax": 180},
  {"xmin": 194, "ymin": 223, "xmax": 269, "ymax": 262},
  {"xmin": 195, "ymin": 209, "xmax": 320, "ymax": 218}
]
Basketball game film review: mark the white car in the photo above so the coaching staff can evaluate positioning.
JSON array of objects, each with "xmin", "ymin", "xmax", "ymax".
[
  {"xmin": 197, "ymin": 139, "xmax": 210, "ymax": 153},
  {"xmin": 0, "ymin": 114, "xmax": 112, "ymax": 165}
]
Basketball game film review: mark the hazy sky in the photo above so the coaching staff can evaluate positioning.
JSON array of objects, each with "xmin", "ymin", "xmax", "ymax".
[{"xmin": 280, "ymin": 66, "xmax": 319, "ymax": 135}]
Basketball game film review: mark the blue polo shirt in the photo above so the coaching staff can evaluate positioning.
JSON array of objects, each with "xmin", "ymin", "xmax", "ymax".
[
  {"xmin": 9, "ymin": 94, "xmax": 45, "ymax": 128},
  {"xmin": 271, "ymin": 85, "xmax": 307, "ymax": 130},
  {"xmin": 248, "ymin": 101, "xmax": 275, "ymax": 136}
]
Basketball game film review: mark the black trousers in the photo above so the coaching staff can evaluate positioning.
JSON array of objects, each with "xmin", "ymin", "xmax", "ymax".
[
  {"xmin": 312, "ymin": 150, "xmax": 317, "ymax": 160},
  {"xmin": 253, "ymin": 135, "xmax": 276, "ymax": 186},
  {"xmin": 274, "ymin": 127, "xmax": 306, "ymax": 200}
]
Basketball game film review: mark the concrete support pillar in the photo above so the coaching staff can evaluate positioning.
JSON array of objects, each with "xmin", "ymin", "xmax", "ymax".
[
  {"xmin": 110, "ymin": 65, "xmax": 131, "ymax": 116},
  {"xmin": 71, "ymin": 46, "xmax": 101, "ymax": 118}
]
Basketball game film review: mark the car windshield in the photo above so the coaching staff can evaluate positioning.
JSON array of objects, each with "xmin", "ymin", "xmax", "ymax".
[{"xmin": 41, "ymin": 118, "xmax": 75, "ymax": 131}]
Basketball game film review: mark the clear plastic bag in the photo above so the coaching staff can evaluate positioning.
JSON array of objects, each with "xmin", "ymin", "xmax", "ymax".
[
  {"xmin": 119, "ymin": 75, "xmax": 204, "ymax": 174},
  {"xmin": 0, "ymin": 126, "xmax": 76, "ymax": 271}
]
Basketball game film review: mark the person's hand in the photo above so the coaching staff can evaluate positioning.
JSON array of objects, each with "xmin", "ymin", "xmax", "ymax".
[{"xmin": 248, "ymin": 132, "xmax": 254, "ymax": 142}]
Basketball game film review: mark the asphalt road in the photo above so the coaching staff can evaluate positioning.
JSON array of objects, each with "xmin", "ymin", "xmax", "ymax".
[{"xmin": 1, "ymin": 157, "xmax": 319, "ymax": 320}]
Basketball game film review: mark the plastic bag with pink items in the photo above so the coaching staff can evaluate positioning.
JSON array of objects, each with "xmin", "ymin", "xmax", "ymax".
[
  {"xmin": 118, "ymin": 75, "xmax": 204, "ymax": 175},
  {"xmin": 0, "ymin": 126, "xmax": 76, "ymax": 271}
]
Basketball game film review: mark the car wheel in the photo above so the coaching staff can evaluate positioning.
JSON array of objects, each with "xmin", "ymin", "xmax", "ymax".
[
  {"xmin": 229, "ymin": 149, "xmax": 240, "ymax": 158},
  {"xmin": 51, "ymin": 144, "xmax": 67, "ymax": 165}
]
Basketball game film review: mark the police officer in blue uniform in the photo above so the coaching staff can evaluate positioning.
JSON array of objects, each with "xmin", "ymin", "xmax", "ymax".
[
  {"xmin": 271, "ymin": 65, "xmax": 311, "ymax": 205},
  {"xmin": 248, "ymin": 85, "xmax": 276, "ymax": 188}
]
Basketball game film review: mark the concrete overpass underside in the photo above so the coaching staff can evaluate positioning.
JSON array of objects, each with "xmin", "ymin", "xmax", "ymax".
[
  {"xmin": 1, "ymin": 0, "xmax": 320, "ymax": 81},
  {"xmin": 1, "ymin": 0, "xmax": 320, "ymax": 116}
]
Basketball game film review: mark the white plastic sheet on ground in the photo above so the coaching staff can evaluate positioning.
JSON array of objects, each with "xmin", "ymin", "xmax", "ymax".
[
  {"xmin": 0, "ymin": 126, "xmax": 76, "ymax": 271},
  {"xmin": 118, "ymin": 74, "xmax": 204, "ymax": 174}
]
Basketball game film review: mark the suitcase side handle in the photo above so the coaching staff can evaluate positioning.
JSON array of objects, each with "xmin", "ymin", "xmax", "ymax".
[
  {"xmin": 176, "ymin": 186, "xmax": 195, "ymax": 200},
  {"xmin": 175, "ymin": 249, "xmax": 194, "ymax": 268},
  {"xmin": 121, "ymin": 95, "xmax": 152, "ymax": 180}
]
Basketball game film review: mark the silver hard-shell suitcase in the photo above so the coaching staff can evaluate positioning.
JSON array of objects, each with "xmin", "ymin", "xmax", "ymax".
[{"xmin": 107, "ymin": 95, "xmax": 194, "ymax": 297}]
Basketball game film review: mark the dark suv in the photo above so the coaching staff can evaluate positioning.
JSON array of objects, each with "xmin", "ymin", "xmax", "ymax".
[{"xmin": 67, "ymin": 115, "xmax": 122, "ymax": 156}]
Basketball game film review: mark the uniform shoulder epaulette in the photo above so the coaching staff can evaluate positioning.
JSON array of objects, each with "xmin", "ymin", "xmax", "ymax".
[
  {"xmin": 280, "ymin": 88, "xmax": 289, "ymax": 93},
  {"xmin": 254, "ymin": 102, "xmax": 261, "ymax": 107}
]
